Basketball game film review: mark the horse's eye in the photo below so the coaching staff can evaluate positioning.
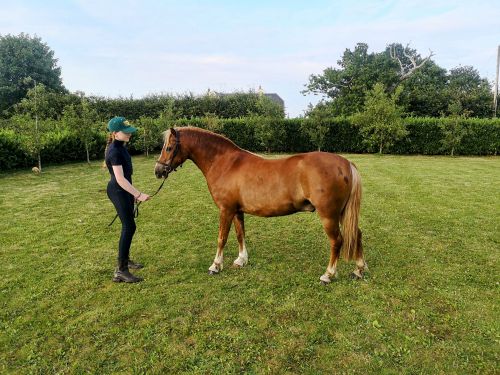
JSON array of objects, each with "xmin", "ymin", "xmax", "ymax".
[{"xmin": 166, "ymin": 146, "xmax": 172, "ymax": 152}]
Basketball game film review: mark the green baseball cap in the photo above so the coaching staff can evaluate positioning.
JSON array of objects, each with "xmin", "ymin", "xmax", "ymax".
[{"xmin": 107, "ymin": 117, "xmax": 137, "ymax": 133}]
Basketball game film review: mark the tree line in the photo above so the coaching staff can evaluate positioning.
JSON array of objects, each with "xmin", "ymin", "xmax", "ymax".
[
  {"xmin": 303, "ymin": 42, "xmax": 494, "ymax": 118},
  {"xmin": 0, "ymin": 33, "xmax": 498, "ymax": 172},
  {"xmin": 1, "ymin": 35, "xmax": 496, "ymax": 121}
]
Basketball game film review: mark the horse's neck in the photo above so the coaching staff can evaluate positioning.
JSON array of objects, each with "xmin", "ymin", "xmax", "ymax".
[{"xmin": 184, "ymin": 130, "xmax": 239, "ymax": 176}]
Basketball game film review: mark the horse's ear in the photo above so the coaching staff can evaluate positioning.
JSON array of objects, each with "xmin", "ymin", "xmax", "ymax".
[{"xmin": 170, "ymin": 127, "xmax": 176, "ymax": 137}]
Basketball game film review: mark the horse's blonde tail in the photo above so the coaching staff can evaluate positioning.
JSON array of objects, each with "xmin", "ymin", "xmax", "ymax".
[{"xmin": 340, "ymin": 163, "xmax": 362, "ymax": 261}]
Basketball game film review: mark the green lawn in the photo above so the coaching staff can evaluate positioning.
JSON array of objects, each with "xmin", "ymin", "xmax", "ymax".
[{"xmin": 1, "ymin": 154, "xmax": 499, "ymax": 374}]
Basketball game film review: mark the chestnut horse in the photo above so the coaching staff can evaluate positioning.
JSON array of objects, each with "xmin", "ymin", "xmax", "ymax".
[{"xmin": 154, "ymin": 127, "xmax": 367, "ymax": 283}]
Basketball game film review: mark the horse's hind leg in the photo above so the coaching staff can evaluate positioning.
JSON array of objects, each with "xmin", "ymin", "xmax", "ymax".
[
  {"xmin": 208, "ymin": 209, "xmax": 235, "ymax": 275},
  {"xmin": 232, "ymin": 212, "xmax": 248, "ymax": 267},
  {"xmin": 319, "ymin": 217, "xmax": 342, "ymax": 284},
  {"xmin": 351, "ymin": 228, "xmax": 368, "ymax": 279}
]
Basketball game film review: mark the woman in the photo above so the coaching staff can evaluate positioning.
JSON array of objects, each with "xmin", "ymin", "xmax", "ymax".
[{"xmin": 105, "ymin": 117, "xmax": 150, "ymax": 283}]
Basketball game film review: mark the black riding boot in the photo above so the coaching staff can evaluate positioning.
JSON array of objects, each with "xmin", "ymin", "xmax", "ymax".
[{"xmin": 113, "ymin": 258, "xmax": 143, "ymax": 283}]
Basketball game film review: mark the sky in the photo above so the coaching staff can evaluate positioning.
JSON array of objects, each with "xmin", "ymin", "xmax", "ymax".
[{"xmin": 1, "ymin": 0, "xmax": 499, "ymax": 117}]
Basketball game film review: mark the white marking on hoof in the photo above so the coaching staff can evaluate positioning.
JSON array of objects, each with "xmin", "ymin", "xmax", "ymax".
[
  {"xmin": 351, "ymin": 269, "xmax": 363, "ymax": 279},
  {"xmin": 320, "ymin": 274, "xmax": 332, "ymax": 284},
  {"xmin": 233, "ymin": 255, "xmax": 248, "ymax": 267},
  {"xmin": 233, "ymin": 244, "xmax": 248, "ymax": 267},
  {"xmin": 208, "ymin": 262, "xmax": 221, "ymax": 274}
]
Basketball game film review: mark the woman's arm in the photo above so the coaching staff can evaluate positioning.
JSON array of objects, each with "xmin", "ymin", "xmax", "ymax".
[{"xmin": 112, "ymin": 165, "xmax": 149, "ymax": 201}]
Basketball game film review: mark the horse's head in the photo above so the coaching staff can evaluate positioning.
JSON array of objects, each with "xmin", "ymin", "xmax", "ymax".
[{"xmin": 155, "ymin": 128, "xmax": 183, "ymax": 179}]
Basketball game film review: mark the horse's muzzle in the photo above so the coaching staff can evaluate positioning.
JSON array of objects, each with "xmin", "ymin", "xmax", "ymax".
[{"xmin": 154, "ymin": 163, "xmax": 169, "ymax": 179}]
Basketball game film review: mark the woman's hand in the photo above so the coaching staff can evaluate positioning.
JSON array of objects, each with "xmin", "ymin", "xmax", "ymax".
[
  {"xmin": 112, "ymin": 166, "xmax": 150, "ymax": 201},
  {"xmin": 135, "ymin": 192, "xmax": 151, "ymax": 202}
]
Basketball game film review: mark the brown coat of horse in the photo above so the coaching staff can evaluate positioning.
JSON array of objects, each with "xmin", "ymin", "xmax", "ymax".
[{"xmin": 155, "ymin": 127, "xmax": 367, "ymax": 283}]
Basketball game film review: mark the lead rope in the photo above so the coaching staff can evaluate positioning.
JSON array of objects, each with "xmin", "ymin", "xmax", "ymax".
[
  {"xmin": 108, "ymin": 177, "xmax": 167, "ymax": 227},
  {"xmin": 108, "ymin": 128, "xmax": 180, "ymax": 227}
]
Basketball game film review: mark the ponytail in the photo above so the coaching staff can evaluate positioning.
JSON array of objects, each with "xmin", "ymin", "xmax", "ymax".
[{"xmin": 102, "ymin": 133, "xmax": 115, "ymax": 168}]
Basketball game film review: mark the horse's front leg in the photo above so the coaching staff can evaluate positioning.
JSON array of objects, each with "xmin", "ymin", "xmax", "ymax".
[
  {"xmin": 232, "ymin": 212, "xmax": 248, "ymax": 267},
  {"xmin": 208, "ymin": 209, "xmax": 235, "ymax": 275}
]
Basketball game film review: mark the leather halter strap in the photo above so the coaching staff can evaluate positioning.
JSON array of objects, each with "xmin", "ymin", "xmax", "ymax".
[{"xmin": 156, "ymin": 129, "xmax": 181, "ymax": 174}]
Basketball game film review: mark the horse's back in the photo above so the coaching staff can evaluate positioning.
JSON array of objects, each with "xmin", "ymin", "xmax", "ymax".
[{"xmin": 235, "ymin": 151, "xmax": 352, "ymax": 191}]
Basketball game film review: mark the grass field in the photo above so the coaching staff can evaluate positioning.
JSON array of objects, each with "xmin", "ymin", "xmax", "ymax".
[{"xmin": 1, "ymin": 154, "xmax": 499, "ymax": 374}]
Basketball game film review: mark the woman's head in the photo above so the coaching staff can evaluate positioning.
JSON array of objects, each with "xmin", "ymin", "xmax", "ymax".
[
  {"xmin": 102, "ymin": 117, "xmax": 137, "ymax": 168},
  {"xmin": 113, "ymin": 131, "xmax": 133, "ymax": 142},
  {"xmin": 107, "ymin": 117, "xmax": 137, "ymax": 136}
]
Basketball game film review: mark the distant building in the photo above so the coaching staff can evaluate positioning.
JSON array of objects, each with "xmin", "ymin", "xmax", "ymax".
[
  {"xmin": 206, "ymin": 86, "xmax": 285, "ymax": 110},
  {"xmin": 258, "ymin": 85, "xmax": 284, "ymax": 109},
  {"xmin": 262, "ymin": 93, "xmax": 284, "ymax": 108}
]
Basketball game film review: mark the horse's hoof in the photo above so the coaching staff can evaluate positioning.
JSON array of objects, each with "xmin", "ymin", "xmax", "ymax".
[
  {"xmin": 208, "ymin": 270, "xmax": 219, "ymax": 275},
  {"xmin": 233, "ymin": 257, "xmax": 248, "ymax": 268},
  {"xmin": 319, "ymin": 275, "xmax": 332, "ymax": 284},
  {"xmin": 350, "ymin": 272, "xmax": 363, "ymax": 280}
]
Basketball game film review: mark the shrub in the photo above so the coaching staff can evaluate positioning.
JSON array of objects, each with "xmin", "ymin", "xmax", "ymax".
[{"xmin": 0, "ymin": 130, "xmax": 32, "ymax": 170}]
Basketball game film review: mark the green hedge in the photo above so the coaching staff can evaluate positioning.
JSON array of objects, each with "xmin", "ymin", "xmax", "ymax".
[
  {"xmin": 392, "ymin": 117, "xmax": 444, "ymax": 154},
  {"xmin": 0, "ymin": 129, "xmax": 106, "ymax": 171},
  {"xmin": 168, "ymin": 117, "xmax": 499, "ymax": 155},
  {"xmin": 457, "ymin": 118, "xmax": 500, "ymax": 155},
  {"xmin": 1, "ymin": 117, "xmax": 498, "ymax": 171},
  {"xmin": 170, "ymin": 118, "xmax": 260, "ymax": 151},
  {"xmin": 40, "ymin": 131, "xmax": 106, "ymax": 163},
  {"xmin": 391, "ymin": 117, "xmax": 500, "ymax": 155},
  {"xmin": 0, "ymin": 130, "xmax": 31, "ymax": 170}
]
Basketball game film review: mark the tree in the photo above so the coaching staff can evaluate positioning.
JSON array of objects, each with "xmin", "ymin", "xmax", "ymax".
[
  {"xmin": 303, "ymin": 42, "xmax": 500, "ymax": 118},
  {"xmin": 302, "ymin": 102, "xmax": 332, "ymax": 151},
  {"xmin": 15, "ymin": 79, "xmax": 56, "ymax": 119},
  {"xmin": 439, "ymin": 101, "xmax": 470, "ymax": 156},
  {"xmin": 353, "ymin": 83, "xmax": 407, "ymax": 154},
  {"xmin": 80, "ymin": 98, "xmax": 100, "ymax": 163},
  {"xmin": 137, "ymin": 116, "xmax": 160, "ymax": 157},
  {"xmin": 398, "ymin": 61, "xmax": 449, "ymax": 117},
  {"xmin": 445, "ymin": 66, "xmax": 492, "ymax": 118},
  {"xmin": 388, "ymin": 43, "xmax": 434, "ymax": 82},
  {"xmin": 303, "ymin": 43, "xmax": 420, "ymax": 116},
  {"xmin": 62, "ymin": 96, "xmax": 100, "ymax": 163},
  {"xmin": 0, "ymin": 33, "xmax": 65, "ymax": 116},
  {"xmin": 61, "ymin": 104, "xmax": 78, "ymax": 129},
  {"xmin": 251, "ymin": 95, "xmax": 285, "ymax": 152},
  {"xmin": 252, "ymin": 116, "xmax": 285, "ymax": 153},
  {"xmin": 14, "ymin": 82, "xmax": 53, "ymax": 171},
  {"xmin": 157, "ymin": 97, "xmax": 177, "ymax": 130}
]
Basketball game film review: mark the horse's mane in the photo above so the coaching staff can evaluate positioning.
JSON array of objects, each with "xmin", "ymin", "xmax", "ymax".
[{"xmin": 176, "ymin": 126, "xmax": 241, "ymax": 151}]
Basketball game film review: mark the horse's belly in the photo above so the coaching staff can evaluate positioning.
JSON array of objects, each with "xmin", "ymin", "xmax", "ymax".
[
  {"xmin": 240, "ymin": 193, "xmax": 310, "ymax": 217},
  {"xmin": 243, "ymin": 203, "xmax": 298, "ymax": 217},
  {"xmin": 237, "ymin": 174, "xmax": 307, "ymax": 217}
]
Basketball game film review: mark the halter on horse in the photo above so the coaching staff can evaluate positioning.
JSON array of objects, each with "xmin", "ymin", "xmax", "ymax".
[
  {"xmin": 155, "ymin": 127, "xmax": 367, "ymax": 284},
  {"xmin": 155, "ymin": 129, "xmax": 181, "ymax": 176}
]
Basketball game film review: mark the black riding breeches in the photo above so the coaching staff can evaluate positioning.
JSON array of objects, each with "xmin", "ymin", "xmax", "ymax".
[{"xmin": 107, "ymin": 181, "xmax": 136, "ymax": 261}]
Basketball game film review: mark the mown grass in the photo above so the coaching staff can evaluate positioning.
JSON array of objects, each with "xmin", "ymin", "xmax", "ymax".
[{"xmin": 0, "ymin": 154, "xmax": 499, "ymax": 374}]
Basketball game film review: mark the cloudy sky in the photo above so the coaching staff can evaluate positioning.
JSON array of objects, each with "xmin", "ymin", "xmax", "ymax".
[{"xmin": 1, "ymin": 0, "xmax": 499, "ymax": 117}]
